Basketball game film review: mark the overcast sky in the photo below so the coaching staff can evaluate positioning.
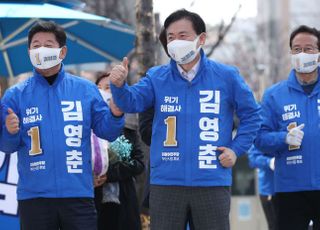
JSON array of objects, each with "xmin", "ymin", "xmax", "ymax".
[{"xmin": 153, "ymin": 0, "xmax": 257, "ymax": 26}]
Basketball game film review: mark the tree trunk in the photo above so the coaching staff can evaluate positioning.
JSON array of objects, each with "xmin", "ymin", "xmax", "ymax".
[
  {"xmin": 135, "ymin": 0, "xmax": 156, "ymax": 77},
  {"xmin": 134, "ymin": 1, "xmax": 156, "ymax": 220}
]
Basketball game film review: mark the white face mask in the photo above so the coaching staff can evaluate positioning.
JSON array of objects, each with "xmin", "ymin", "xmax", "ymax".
[
  {"xmin": 29, "ymin": 47, "xmax": 63, "ymax": 70},
  {"xmin": 99, "ymin": 89, "xmax": 112, "ymax": 105},
  {"xmin": 291, "ymin": 52, "xmax": 319, "ymax": 73},
  {"xmin": 167, "ymin": 36, "xmax": 201, "ymax": 64}
]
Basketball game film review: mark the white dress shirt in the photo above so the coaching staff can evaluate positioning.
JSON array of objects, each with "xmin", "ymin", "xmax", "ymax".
[{"xmin": 176, "ymin": 57, "xmax": 201, "ymax": 82}]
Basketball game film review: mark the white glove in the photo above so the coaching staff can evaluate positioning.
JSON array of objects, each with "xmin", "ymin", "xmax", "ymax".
[
  {"xmin": 285, "ymin": 124, "xmax": 305, "ymax": 146},
  {"xmin": 269, "ymin": 157, "xmax": 275, "ymax": 171}
]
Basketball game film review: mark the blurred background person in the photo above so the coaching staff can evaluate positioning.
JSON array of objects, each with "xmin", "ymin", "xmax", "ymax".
[
  {"xmin": 94, "ymin": 73, "xmax": 145, "ymax": 230},
  {"xmin": 138, "ymin": 107, "xmax": 153, "ymax": 230},
  {"xmin": 248, "ymin": 146, "xmax": 276, "ymax": 230}
]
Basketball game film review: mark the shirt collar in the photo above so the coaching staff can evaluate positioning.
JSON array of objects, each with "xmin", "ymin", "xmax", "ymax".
[{"xmin": 176, "ymin": 57, "xmax": 201, "ymax": 81}]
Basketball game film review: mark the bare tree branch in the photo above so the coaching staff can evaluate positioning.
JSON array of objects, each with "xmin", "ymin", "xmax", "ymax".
[{"xmin": 206, "ymin": 4, "xmax": 241, "ymax": 57}]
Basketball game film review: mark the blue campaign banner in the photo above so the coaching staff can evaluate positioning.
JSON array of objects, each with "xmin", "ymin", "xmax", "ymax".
[{"xmin": 0, "ymin": 152, "xmax": 19, "ymax": 230}]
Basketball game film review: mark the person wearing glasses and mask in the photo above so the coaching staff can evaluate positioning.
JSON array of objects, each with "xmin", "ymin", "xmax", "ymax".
[
  {"xmin": 109, "ymin": 9, "xmax": 261, "ymax": 230},
  {"xmin": 0, "ymin": 21, "xmax": 124, "ymax": 230},
  {"xmin": 255, "ymin": 25, "xmax": 320, "ymax": 230}
]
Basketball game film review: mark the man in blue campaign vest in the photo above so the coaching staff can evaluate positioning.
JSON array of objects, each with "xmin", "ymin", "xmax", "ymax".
[
  {"xmin": 109, "ymin": 9, "xmax": 261, "ymax": 230},
  {"xmin": 0, "ymin": 21, "xmax": 124, "ymax": 230},
  {"xmin": 255, "ymin": 25, "xmax": 320, "ymax": 230}
]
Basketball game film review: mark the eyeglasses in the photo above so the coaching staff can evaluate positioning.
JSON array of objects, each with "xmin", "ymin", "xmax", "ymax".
[{"xmin": 291, "ymin": 46, "xmax": 319, "ymax": 54}]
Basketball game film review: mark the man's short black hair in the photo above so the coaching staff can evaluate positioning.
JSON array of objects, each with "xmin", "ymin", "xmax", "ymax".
[
  {"xmin": 289, "ymin": 25, "xmax": 320, "ymax": 49},
  {"xmin": 159, "ymin": 9, "xmax": 206, "ymax": 56},
  {"xmin": 28, "ymin": 21, "xmax": 67, "ymax": 48}
]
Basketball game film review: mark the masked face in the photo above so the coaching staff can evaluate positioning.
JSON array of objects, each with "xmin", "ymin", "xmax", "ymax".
[
  {"xmin": 99, "ymin": 89, "xmax": 112, "ymax": 105},
  {"xmin": 291, "ymin": 52, "xmax": 319, "ymax": 73},
  {"xmin": 29, "ymin": 47, "xmax": 63, "ymax": 70},
  {"xmin": 167, "ymin": 36, "xmax": 201, "ymax": 64}
]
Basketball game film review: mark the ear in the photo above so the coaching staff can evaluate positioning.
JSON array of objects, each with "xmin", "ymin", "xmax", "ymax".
[
  {"xmin": 199, "ymin": 32, "xmax": 206, "ymax": 46},
  {"xmin": 59, "ymin": 46, "xmax": 67, "ymax": 59}
]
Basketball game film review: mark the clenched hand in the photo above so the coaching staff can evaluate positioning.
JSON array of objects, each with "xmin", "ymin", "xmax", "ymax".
[
  {"xmin": 218, "ymin": 146, "xmax": 237, "ymax": 168},
  {"xmin": 109, "ymin": 57, "xmax": 129, "ymax": 87},
  {"xmin": 6, "ymin": 108, "xmax": 19, "ymax": 134}
]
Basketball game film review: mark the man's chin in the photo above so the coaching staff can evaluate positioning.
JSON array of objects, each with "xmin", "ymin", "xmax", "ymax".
[{"xmin": 35, "ymin": 64, "xmax": 60, "ymax": 76}]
